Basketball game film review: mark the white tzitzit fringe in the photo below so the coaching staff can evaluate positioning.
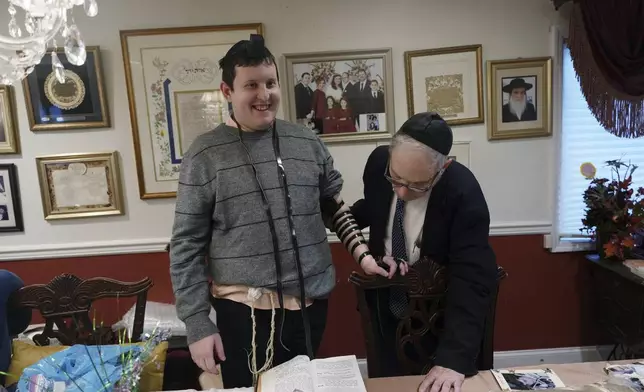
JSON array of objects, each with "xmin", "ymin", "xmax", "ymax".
[{"xmin": 246, "ymin": 287, "xmax": 276, "ymax": 385}]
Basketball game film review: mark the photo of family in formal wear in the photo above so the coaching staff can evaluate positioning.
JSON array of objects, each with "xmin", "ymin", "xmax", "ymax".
[{"xmin": 289, "ymin": 58, "xmax": 387, "ymax": 136}]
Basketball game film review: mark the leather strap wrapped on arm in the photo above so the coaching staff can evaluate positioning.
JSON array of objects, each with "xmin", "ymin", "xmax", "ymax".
[{"xmin": 321, "ymin": 195, "xmax": 371, "ymax": 264}]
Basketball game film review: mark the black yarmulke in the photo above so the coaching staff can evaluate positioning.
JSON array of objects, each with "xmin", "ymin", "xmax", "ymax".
[{"xmin": 398, "ymin": 112, "xmax": 453, "ymax": 155}]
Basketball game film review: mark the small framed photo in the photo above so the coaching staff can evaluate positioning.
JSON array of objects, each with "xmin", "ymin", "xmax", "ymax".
[
  {"xmin": 283, "ymin": 48, "xmax": 395, "ymax": 143},
  {"xmin": 487, "ymin": 57, "xmax": 552, "ymax": 141},
  {"xmin": 36, "ymin": 151, "xmax": 124, "ymax": 220},
  {"xmin": 404, "ymin": 44, "xmax": 483, "ymax": 126},
  {"xmin": 0, "ymin": 164, "xmax": 24, "ymax": 232},
  {"xmin": 22, "ymin": 46, "xmax": 110, "ymax": 131},
  {"xmin": 447, "ymin": 141, "xmax": 471, "ymax": 168},
  {"xmin": 491, "ymin": 368, "xmax": 565, "ymax": 391},
  {"xmin": 0, "ymin": 86, "xmax": 19, "ymax": 154}
]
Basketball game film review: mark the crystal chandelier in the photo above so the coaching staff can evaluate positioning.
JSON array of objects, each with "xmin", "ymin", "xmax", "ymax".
[{"xmin": 1, "ymin": 0, "xmax": 98, "ymax": 85}]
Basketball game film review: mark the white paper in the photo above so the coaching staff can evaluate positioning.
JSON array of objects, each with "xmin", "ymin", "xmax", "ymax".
[
  {"xmin": 51, "ymin": 165, "xmax": 110, "ymax": 208},
  {"xmin": 260, "ymin": 355, "xmax": 315, "ymax": 392},
  {"xmin": 312, "ymin": 355, "xmax": 366, "ymax": 392}
]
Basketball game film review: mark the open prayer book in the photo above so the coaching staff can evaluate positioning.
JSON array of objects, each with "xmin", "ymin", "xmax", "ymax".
[{"xmin": 257, "ymin": 354, "xmax": 367, "ymax": 392}]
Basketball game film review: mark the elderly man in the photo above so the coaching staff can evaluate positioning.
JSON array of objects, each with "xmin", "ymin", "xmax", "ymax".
[
  {"xmin": 502, "ymin": 78, "xmax": 537, "ymax": 122},
  {"xmin": 350, "ymin": 112, "xmax": 498, "ymax": 392}
]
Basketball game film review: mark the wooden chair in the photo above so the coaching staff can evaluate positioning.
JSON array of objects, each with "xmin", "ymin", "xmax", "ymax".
[
  {"xmin": 349, "ymin": 258, "xmax": 507, "ymax": 377},
  {"xmin": 9, "ymin": 273, "xmax": 153, "ymax": 346}
]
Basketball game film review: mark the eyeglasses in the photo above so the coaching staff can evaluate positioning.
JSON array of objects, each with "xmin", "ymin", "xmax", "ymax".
[{"xmin": 384, "ymin": 161, "xmax": 437, "ymax": 193}]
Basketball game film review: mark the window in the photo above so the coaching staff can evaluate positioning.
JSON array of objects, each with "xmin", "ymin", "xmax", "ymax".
[{"xmin": 554, "ymin": 45, "xmax": 644, "ymax": 249}]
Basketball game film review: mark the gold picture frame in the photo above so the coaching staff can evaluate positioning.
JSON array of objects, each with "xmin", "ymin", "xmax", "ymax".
[
  {"xmin": 120, "ymin": 23, "xmax": 263, "ymax": 199},
  {"xmin": 487, "ymin": 57, "xmax": 552, "ymax": 140},
  {"xmin": 282, "ymin": 48, "xmax": 395, "ymax": 143},
  {"xmin": 36, "ymin": 151, "xmax": 124, "ymax": 220},
  {"xmin": 0, "ymin": 86, "xmax": 20, "ymax": 154},
  {"xmin": 404, "ymin": 44, "xmax": 484, "ymax": 125},
  {"xmin": 22, "ymin": 46, "xmax": 110, "ymax": 131}
]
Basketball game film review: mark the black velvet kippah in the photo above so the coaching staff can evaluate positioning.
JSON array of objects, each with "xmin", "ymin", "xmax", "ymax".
[
  {"xmin": 223, "ymin": 33, "xmax": 267, "ymax": 59},
  {"xmin": 398, "ymin": 112, "xmax": 453, "ymax": 155}
]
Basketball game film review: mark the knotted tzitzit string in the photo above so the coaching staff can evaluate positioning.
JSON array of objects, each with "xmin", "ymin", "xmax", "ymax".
[
  {"xmin": 246, "ymin": 287, "xmax": 276, "ymax": 385},
  {"xmin": 390, "ymin": 198, "xmax": 408, "ymax": 318}
]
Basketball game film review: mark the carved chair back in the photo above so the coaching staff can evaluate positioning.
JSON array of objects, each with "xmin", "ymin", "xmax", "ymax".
[
  {"xmin": 10, "ymin": 273, "xmax": 152, "ymax": 346},
  {"xmin": 349, "ymin": 257, "xmax": 507, "ymax": 377}
]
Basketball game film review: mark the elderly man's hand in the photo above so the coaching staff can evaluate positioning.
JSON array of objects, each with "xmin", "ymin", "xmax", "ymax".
[{"xmin": 418, "ymin": 366, "xmax": 465, "ymax": 392}]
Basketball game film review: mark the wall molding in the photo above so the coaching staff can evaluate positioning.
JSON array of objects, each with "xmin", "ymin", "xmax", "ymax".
[{"xmin": 0, "ymin": 222, "xmax": 551, "ymax": 261}]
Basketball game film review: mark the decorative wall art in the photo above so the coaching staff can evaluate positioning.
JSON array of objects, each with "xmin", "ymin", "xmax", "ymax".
[
  {"xmin": 447, "ymin": 141, "xmax": 471, "ymax": 168},
  {"xmin": 0, "ymin": 163, "xmax": 24, "ymax": 232},
  {"xmin": 487, "ymin": 57, "xmax": 552, "ymax": 140},
  {"xmin": 36, "ymin": 151, "xmax": 124, "ymax": 220},
  {"xmin": 22, "ymin": 46, "xmax": 110, "ymax": 131},
  {"xmin": 120, "ymin": 23, "xmax": 262, "ymax": 199},
  {"xmin": 283, "ymin": 48, "xmax": 395, "ymax": 143},
  {"xmin": 404, "ymin": 45, "xmax": 483, "ymax": 125},
  {"xmin": 0, "ymin": 86, "xmax": 19, "ymax": 154}
]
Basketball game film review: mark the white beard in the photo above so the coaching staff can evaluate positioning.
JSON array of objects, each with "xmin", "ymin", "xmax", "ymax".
[{"xmin": 509, "ymin": 98, "xmax": 527, "ymax": 119}]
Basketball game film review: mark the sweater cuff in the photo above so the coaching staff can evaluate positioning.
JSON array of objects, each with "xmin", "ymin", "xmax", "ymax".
[{"xmin": 184, "ymin": 310, "xmax": 219, "ymax": 345}]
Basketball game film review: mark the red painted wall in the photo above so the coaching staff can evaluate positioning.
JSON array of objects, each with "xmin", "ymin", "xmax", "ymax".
[{"xmin": 0, "ymin": 234, "xmax": 599, "ymax": 356}]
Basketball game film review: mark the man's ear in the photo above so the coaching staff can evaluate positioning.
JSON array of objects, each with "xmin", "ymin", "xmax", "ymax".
[{"xmin": 220, "ymin": 81, "xmax": 233, "ymax": 101}]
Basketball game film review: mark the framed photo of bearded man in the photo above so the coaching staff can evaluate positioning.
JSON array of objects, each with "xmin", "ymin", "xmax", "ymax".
[{"xmin": 487, "ymin": 57, "xmax": 552, "ymax": 141}]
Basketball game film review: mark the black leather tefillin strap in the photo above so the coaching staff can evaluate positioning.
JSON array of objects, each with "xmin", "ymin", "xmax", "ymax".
[{"xmin": 234, "ymin": 115, "xmax": 313, "ymax": 359}]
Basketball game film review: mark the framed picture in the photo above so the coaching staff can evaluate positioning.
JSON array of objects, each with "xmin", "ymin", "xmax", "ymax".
[
  {"xmin": 447, "ymin": 141, "xmax": 471, "ymax": 168},
  {"xmin": 283, "ymin": 48, "xmax": 395, "ymax": 143},
  {"xmin": 0, "ymin": 86, "xmax": 19, "ymax": 154},
  {"xmin": 487, "ymin": 57, "xmax": 552, "ymax": 140},
  {"xmin": 404, "ymin": 45, "xmax": 484, "ymax": 125},
  {"xmin": 35, "ymin": 151, "xmax": 124, "ymax": 220},
  {"xmin": 22, "ymin": 46, "xmax": 110, "ymax": 131},
  {"xmin": 120, "ymin": 23, "xmax": 262, "ymax": 199},
  {"xmin": 0, "ymin": 164, "xmax": 24, "ymax": 232}
]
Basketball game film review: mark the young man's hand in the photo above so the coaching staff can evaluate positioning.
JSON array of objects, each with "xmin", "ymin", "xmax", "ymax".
[{"xmin": 189, "ymin": 333, "xmax": 226, "ymax": 373}]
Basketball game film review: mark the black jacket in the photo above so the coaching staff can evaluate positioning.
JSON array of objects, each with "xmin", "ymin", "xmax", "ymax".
[{"xmin": 350, "ymin": 145, "xmax": 498, "ymax": 376}]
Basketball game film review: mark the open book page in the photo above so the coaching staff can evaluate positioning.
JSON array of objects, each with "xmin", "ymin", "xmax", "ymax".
[
  {"xmin": 258, "ymin": 355, "xmax": 315, "ymax": 392},
  {"xmin": 311, "ymin": 355, "xmax": 366, "ymax": 392}
]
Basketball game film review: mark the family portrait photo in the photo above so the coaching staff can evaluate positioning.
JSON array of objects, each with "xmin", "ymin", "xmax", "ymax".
[
  {"xmin": 284, "ymin": 48, "xmax": 394, "ymax": 143},
  {"xmin": 487, "ymin": 57, "xmax": 552, "ymax": 141}
]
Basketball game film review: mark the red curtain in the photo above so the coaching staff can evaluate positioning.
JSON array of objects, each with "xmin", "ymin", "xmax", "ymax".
[{"xmin": 567, "ymin": 1, "xmax": 644, "ymax": 138}]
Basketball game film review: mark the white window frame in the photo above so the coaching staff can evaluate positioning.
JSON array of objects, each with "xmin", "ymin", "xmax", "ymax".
[{"xmin": 544, "ymin": 25, "xmax": 594, "ymax": 253}]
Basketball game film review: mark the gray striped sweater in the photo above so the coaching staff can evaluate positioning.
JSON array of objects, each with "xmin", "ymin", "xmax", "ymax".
[{"xmin": 169, "ymin": 120, "xmax": 342, "ymax": 344}]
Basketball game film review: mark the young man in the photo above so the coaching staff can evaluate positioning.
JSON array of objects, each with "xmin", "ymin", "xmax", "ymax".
[
  {"xmin": 169, "ymin": 35, "xmax": 396, "ymax": 388},
  {"xmin": 350, "ymin": 112, "xmax": 498, "ymax": 392}
]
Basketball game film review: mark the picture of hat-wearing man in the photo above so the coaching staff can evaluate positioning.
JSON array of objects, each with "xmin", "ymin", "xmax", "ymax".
[
  {"xmin": 501, "ymin": 77, "xmax": 537, "ymax": 123},
  {"xmin": 169, "ymin": 34, "xmax": 399, "ymax": 389}
]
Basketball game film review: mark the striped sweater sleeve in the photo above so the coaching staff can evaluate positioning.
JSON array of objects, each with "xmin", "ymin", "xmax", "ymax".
[{"xmin": 169, "ymin": 148, "xmax": 219, "ymax": 344}]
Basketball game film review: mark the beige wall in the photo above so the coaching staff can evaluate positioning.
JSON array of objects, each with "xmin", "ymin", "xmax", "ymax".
[{"xmin": 0, "ymin": 0, "xmax": 567, "ymax": 258}]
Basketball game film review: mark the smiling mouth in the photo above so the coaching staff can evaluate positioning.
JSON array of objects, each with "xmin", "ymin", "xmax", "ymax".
[{"xmin": 253, "ymin": 104, "xmax": 271, "ymax": 112}]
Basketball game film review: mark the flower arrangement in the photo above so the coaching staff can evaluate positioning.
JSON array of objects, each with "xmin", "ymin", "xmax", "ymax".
[
  {"xmin": 580, "ymin": 159, "xmax": 644, "ymax": 260},
  {"xmin": 1, "ymin": 325, "xmax": 169, "ymax": 392},
  {"xmin": 309, "ymin": 62, "xmax": 336, "ymax": 84}
]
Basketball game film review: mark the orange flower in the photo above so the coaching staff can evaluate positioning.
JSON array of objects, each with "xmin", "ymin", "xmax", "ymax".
[
  {"xmin": 604, "ymin": 241, "xmax": 618, "ymax": 258},
  {"xmin": 622, "ymin": 237, "xmax": 635, "ymax": 248}
]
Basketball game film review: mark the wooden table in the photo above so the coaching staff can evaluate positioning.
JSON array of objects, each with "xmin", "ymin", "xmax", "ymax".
[
  {"xmin": 196, "ymin": 359, "xmax": 634, "ymax": 391},
  {"xmin": 365, "ymin": 360, "xmax": 631, "ymax": 392}
]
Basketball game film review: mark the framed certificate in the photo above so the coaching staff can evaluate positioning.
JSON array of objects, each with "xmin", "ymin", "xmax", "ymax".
[{"xmin": 35, "ymin": 151, "xmax": 124, "ymax": 220}]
